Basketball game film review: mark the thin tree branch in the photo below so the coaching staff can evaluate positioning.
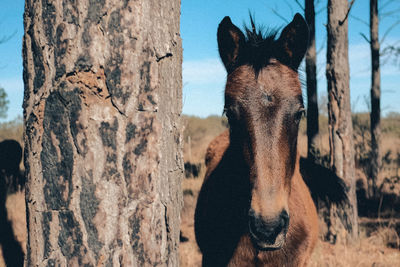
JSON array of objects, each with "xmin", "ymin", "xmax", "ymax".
[
  {"xmin": 381, "ymin": 41, "xmax": 400, "ymax": 57},
  {"xmin": 339, "ymin": 0, "xmax": 356, "ymax": 26},
  {"xmin": 360, "ymin": 32, "xmax": 371, "ymax": 44},
  {"xmin": 379, "ymin": 0, "xmax": 396, "ymax": 13},
  {"xmin": 380, "ymin": 53, "xmax": 391, "ymax": 66},
  {"xmin": 350, "ymin": 14, "xmax": 369, "ymax": 27},
  {"xmin": 381, "ymin": 19, "xmax": 400, "ymax": 44},
  {"xmin": 381, "ymin": 41, "xmax": 400, "ymax": 66},
  {"xmin": 284, "ymin": 0, "xmax": 295, "ymax": 15},
  {"xmin": 380, "ymin": 46, "xmax": 395, "ymax": 66},
  {"xmin": 0, "ymin": 30, "xmax": 17, "ymax": 44},
  {"xmin": 380, "ymin": 8, "xmax": 400, "ymax": 19},
  {"xmin": 293, "ymin": 0, "xmax": 305, "ymax": 11},
  {"xmin": 270, "ymin": 7, "xmax": 290, "ymax": 23}
]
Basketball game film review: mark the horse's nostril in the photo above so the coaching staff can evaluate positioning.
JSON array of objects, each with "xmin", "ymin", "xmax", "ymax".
[
  {"xmin": 248, "ymin": 210, "xmax": 289, "ymax": 245},
  {"xmin": 280, "ymin": 210, "xmax": 289, "ymax": 230}
]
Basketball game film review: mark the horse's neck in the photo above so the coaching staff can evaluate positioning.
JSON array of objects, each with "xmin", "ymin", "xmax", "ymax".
[{"xmin": 226, "ymin": 143, "xmax": 248, "ymax": 168}]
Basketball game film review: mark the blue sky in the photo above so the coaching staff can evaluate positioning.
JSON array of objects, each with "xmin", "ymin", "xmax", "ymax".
[{"xmin": 0, "ymin": 0, "xmax": 399, "ymax": 122}]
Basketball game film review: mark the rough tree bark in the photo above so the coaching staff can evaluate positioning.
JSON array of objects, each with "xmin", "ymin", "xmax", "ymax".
[
  {"xmin": 23, "ymin": 0, "xmax": 183, "ymax": 266},
  {"xmin": 369, "ymin": 0, "xmax": 381, "ymax": 199},
  {"xmin": 305, "ymin": 0, "xmax": 319, "ymax": 161},
  {"xmin": 326, "ymin": 0, "xmax": 359, "ymax": 244}
]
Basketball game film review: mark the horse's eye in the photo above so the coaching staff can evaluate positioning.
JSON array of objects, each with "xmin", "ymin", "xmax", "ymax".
[
  {"xmin": 224, "ymin": 108, "xmax": 234, "ymax": 120},
  {"xmin": 224, "ymin": 104, "xmax": 240, "ymax": 122},
  {"xmin": 294, "ymin": 108, "xmax": 305, "ymax": 123}
]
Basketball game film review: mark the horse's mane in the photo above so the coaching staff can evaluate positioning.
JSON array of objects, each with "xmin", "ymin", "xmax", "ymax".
[{"xmin": 239, "ymin": 15, "xmax": 279, "ymax": 74}]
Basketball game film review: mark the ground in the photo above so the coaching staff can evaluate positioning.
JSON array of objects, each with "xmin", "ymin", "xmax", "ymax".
[
  {"xmin": 179, "ymin": 114, "xmax": 400, "ymax": 266},
  {"xmin": 1, "ymin": 114, "xmax": 400, "ymax": 266},
  {"xmin": 179, "ymin": 176, "xmax": 400, "ymax": 266}
]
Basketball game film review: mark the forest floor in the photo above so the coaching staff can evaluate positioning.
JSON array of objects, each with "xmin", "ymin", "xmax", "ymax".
[
  {"xmin": 180, "ymin": 176, "xmax": 400, "ymax": 266},
  {"xmin": 1, "ymin": 114, "xmax": 400, "ymax": 266},
  {"xmin": 179, "ymin": 114, "xmax": 400, "ymax": 266},
  {"xmin": 1, "ymin": 188, "xmax": 399, "ymax": 267}
]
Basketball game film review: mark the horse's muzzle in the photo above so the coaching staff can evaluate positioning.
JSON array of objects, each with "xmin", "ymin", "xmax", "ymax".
[{"xmin": 248, "ymin": 209, "xmax": 289, "ymax": 250}]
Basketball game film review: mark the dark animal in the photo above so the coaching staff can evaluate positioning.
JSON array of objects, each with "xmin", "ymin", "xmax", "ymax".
[
  {"xmin": 194, "ymin": 14, "xmax": 318, "ymax": 266},
  {"xmin": 0, "ymin": 139, "xmax": 22, "ymax": 175},
  {"xmin": 0, "ymin": 139, "xmax": 24, "ymax": 191},
  {"xmin": 0, "ymin": 139, "xmax": 24, "ymax": 266}
]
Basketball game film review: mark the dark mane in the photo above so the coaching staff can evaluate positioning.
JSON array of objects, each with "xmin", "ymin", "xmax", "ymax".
[{"xmin": 239, "ymin": 16, "xmax": 279, "ymax": 74}]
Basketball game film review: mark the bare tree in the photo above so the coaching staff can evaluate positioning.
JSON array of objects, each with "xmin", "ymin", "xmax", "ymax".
[
  {"xmin": 326, "ymin": 0, "xmax": 358, "ymax": 244},
  {"xmin": 305, "ymin": 0, "xmax": 319, "ymax": 160},
  {"xmin": 356, "ymin": 0, "xmax": 400, "ymax": 199},
  {"xmin": 23, "ymin": 0, "xmax": 183, "ymax": 266},
  {"xmin": 369, "ymin": 0, "xmax": 381, "ymax": 199}
]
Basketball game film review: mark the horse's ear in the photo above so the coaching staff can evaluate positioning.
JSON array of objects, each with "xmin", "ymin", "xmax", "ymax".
[
  {"xmin": 218, "ymin": 16, "xmax": 246, "ymax": 73},
  {"xmin": 276, "ymin": 13, "xmax": 309, "ymax": 70}
]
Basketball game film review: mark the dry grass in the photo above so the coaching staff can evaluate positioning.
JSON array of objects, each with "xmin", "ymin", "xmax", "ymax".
[
  {"xmin": 1, "ymin": 114, "xmax": 399, "ymax": 266},
  {"xmin": 179, "ymin": 114, "xmax": 400, "ymax": 266},
  {"xmin": 180, "ymin": 178, "xmax": 203, "ymax": 267},
  {"xmin": 179, "ymin": 182, "xmax": 400, "ymax": 267},
  {"xmin": 182, "ymin": 115, "xmax": 227, "ymax": 164},
  {"xmin": 5, "ymin": 191, "xmax": 27, "ymax": 255},
  {"xmin": 0, "ymin": 245, "xmax": 4, "ymax": 267},
  {"xmin": 309, "ymin": 236, "xmax": 400, "ymax": 267},
  {"xmin": 0, "ymin": 117, "xmax": 23, "ymax": 144},
  {"xmin": 0, "ymin": 191, "xmax": 26, "ymax": 267},
  {"xmin": 179, "ymin": 177, "xmax": 400, "ymax": 267}
]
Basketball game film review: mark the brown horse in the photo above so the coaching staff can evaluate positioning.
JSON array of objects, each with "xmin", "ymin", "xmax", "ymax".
[{"xmin": 194, "ymin": 13, "xmax": 318, "ymax": 266}]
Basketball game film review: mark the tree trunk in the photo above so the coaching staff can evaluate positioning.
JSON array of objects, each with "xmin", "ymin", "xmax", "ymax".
[
  {"xmin": 305, "ymin": 0, "xmax": 319, "ymax": 161},
  {"xmin": 326, "ymin": 0, "xmax": 359, "ymax": 244},
  {"xmin": 23, "ymin": 1, "xmax": 183, "ymax": 266},
  {"xmin": 369, "ymin": 0, "xmax": 381, "ymax": 199}
]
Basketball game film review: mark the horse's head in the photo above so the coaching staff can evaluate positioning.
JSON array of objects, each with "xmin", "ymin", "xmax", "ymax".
[{"xmin": 218, "ymin": 14, "xmax": 309, "ymax": 250}]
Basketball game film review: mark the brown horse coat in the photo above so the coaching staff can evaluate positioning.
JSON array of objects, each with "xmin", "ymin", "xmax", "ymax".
[
  {"xmin": 197, "ymin": 131, "xmax": 318, "ymax": 266},
  {"xmin": 194, "ymin": 13, "xmax": 318, "ymax": 267}
]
